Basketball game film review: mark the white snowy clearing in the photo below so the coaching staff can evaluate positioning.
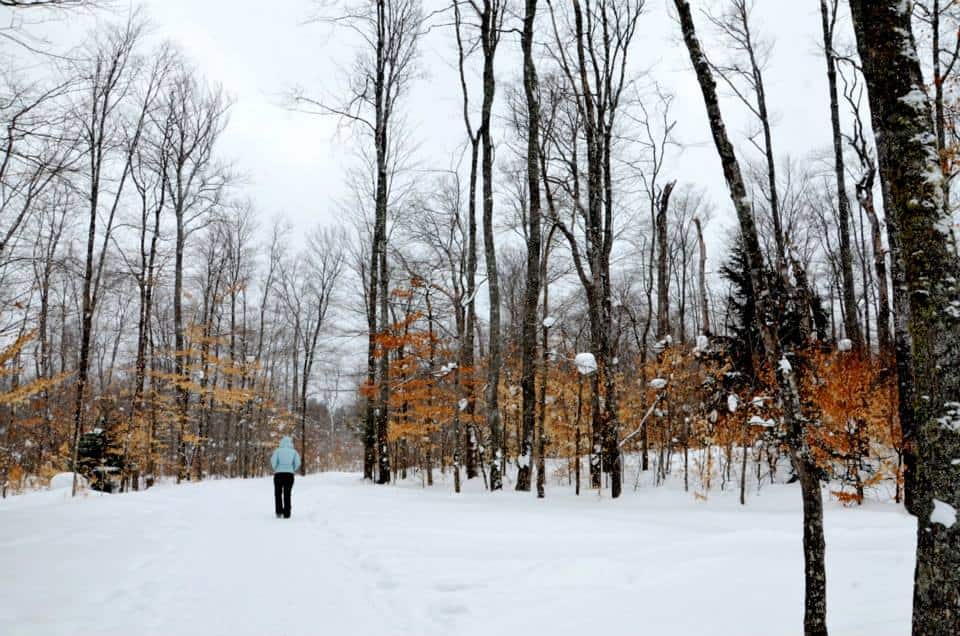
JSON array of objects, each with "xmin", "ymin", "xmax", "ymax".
[{"xmin": 1, "ymin": 473, "xmax": 915, "ymax": 636}]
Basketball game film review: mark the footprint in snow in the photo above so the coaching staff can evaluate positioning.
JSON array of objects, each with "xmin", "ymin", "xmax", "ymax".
[
  {"xmin": 433, "ymin": 582, "xmax": 477, "ymax": 593},
  {"xmin": 434, "ymin": 603, "xmax": 469, "ymax": 616}
]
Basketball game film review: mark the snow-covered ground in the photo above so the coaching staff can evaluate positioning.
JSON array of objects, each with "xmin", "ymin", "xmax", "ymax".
[{"xmin": 1, "ymin": 472, "xmax": 915, "ymax": 636}]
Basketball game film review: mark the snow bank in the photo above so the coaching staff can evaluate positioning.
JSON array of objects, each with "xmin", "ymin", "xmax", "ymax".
[{"xmin": 49, "ymin": 473, "xmax": 86, "ymax": 491}]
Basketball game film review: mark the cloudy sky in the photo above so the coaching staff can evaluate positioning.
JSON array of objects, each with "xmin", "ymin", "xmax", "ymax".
[{"xmin": 30, "ymin": 0, "xmax": 845, "ymax": 256}]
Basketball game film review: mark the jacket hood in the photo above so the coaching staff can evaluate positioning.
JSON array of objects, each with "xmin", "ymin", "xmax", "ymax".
[{"xmin": 279, "ymin": 436, "xmax": 294, "ymax": 448}]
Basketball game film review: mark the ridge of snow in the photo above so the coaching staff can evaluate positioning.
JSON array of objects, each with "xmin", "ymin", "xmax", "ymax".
[{"xmin": 49, "ymin": 473, "xmax": 86, "ymax": 491}]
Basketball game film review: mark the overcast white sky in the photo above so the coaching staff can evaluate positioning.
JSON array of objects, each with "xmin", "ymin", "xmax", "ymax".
[{"xmin": 29, "ymin": 0, "xmax": 846, "ymax": 257}]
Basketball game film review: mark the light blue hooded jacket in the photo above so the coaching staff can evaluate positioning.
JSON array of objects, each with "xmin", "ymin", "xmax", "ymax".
[{"xmin": 271, "ymin": 437, "xmax": 301, "ymax": 474}]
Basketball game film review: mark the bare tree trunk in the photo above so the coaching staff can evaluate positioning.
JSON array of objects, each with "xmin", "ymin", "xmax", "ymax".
[
  {"xmin": 480, "ymin": 2, "xmax": 503, "ymax": 490},
  {"xmin": 375, "ymin": 185, "xmax": 391, "ymax": 485},
  {"xmin": 535, "ymin": 238, "xmax": 553, "ymax": 499},
  {"xmin": 929, "ymin": 0, "xmax": 955, "ymax": 214},
  {"xmin": 70, "ymin": 182, "xmax": 99, "ymax": 497},
  {"xmin": 33, "ymin": 203, "xmax": 65, "ymax": 470},
  {"xmin": 857, "ymin": 201, "xmax": 873, "ymax": 353},
  {"xmin": 693, "ymin": 217, "xmax": 711, "ymax": 335},
  {"xmin": 863, "ymin": 193, "xmax": 892, "ymax": 356},
  {"xmin": 674, "ymin": 3, "xmax": 828, "ymax": 633},
  {"xmin": 847, "ymin": 81, "xmax": 893, "ymax": 358},
  {"xmin": 453, "ymin": 0, "xmax": 483, "ymax": 491},
  {"xmin": 364, "ymin": 238, "xmax": 378, "ymax": 480},
  {"xmin": 848, "ymin": 3, "xmax": 960, "ymax": 633},
  {"xmin": 173, "ymin": 196, "xmax": 190, "ymax": 483},
  {"xmin": 656, "ymin": 182, "xmax": 676, "ymax": 339},
  {"xmin": 373, "ymin": 0, "xmax": 392, "ymax": 486},
  {"xmin": 468, "ymin": 0, "xmax": 503, "ymax": 484},
  {"xmin": 464, "ymin": 150, "xmax": 479, "ymax": 487},
  {"xmin": 820, "ymin": 0, "xmax": 863, "ymax": 350},
  {"xmin": 517, "ymin": 0, "xmax": 541, "ymax": 493}
]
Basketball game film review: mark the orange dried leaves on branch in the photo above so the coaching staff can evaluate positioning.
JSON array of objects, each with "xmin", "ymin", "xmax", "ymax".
[{"xmin": 807, "ymin": 351, "xmax": 900, "ymax": 504}]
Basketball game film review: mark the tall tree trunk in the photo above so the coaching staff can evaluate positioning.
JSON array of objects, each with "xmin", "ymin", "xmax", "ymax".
[
  {"xmin": 373, "ymin": 0, "xmax": 392, "ymax": 485},
  {"xmin": 750, "ymin": 32, "xmax": 785, "ymax": 269},
  {"xmin": 848, "ymin": 3, "xmax": 960, "ymax": 634},
  {"xmin": 857, "ymin": 202, "xmax": 873, "ymax": 353},
  {"xmin": 861, "ymin": 187, "xmax": 892, "ymax": 356},
  {"xmin": 70, "ymin": 186, "xmax": 98, "ymax": 497},
  {"xmin": 536, "ymin": 277, "xmax": 548, "ymax": 498},
  {"xmin": 693, "ymin": 217, "xmax": 711, "ymax": 335},
  {"xmin": 931, "ymin": 0, "xmax": 953, "ymax": 214},
  {"xmin": 535, "ymin": 230, "xmax": 556, "ymax": 498},
  {"xmin": 174, "ymin": 207, "xmax": 189, "ymax": 484},
  {"xmin": 517, "ymin": 0, "xmax": 541, "ymax": 493},
  {"xmin": 820, "ymin": 0, "xmax": 863, "ymax": 350},
  {"xmin": 656, "ymin": 182, "xmax": 676, "ymax": 340},
  {"xmin": 464, "ymin": 142, "xmax": 480, "ymax": 488},
  {"xmin": 674, "ymin": 3, "xmax": 828, "ymax": 633},
  {"xmin": 364, "ymin": 247, "xmax": 378, "ymax": 480},
  {"xmin": 376, "ymin": 217, "xmax": 390, "ymax": 485},
  {"xmin": 35, "ymin": 208, "xmax": 63, "ymax": 470},
  {"xmin": 481, "ymin": 9, "xmax": 503, "ymax": 493},
  {"xmin": 36, "ymin": 264, "xmax": 51, "ymax": 467},
  {"xmin": 131, "ymin": 190, "xmax": 162, "ymax": 483},
  {"xmin": 641, "ymin": 205, "xmax": 656, "ymax": 473},
  {"xmin": 453, "ymin": 0, "xmax": 483, "ymax": 490}
]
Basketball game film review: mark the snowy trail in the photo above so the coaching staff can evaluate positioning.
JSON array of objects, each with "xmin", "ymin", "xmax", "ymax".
[
  {"xmin": 1, "ymin": 476, "xmax": 387, "ymax": 636},
  {"xmin": 1, "ymin": 473, "xmax": 916, "ymax": 636}
]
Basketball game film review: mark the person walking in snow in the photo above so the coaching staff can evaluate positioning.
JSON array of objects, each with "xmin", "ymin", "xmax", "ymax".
[{"xmin": 270, "ymin": 436, "xmax": 301, "ymax": 519}]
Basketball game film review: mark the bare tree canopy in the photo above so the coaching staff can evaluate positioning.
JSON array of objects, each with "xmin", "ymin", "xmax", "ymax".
[{"xmin": 1, "ymin": 2, "xmax": 955, "ymax": 634}]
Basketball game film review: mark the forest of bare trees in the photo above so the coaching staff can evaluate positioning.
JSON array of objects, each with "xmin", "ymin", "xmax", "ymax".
[
  {"xmin": 3, "ymin": 0, "xmax": 960, "ymax": 633},
  {"xmin": 0, "ymin": 4, "xmax": 359, "ymax": 498}
]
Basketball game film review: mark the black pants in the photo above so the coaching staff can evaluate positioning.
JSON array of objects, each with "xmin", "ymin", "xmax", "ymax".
[{"xmin": 273, "ymin": 472, "xmax": 294, "ymax": 518}]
